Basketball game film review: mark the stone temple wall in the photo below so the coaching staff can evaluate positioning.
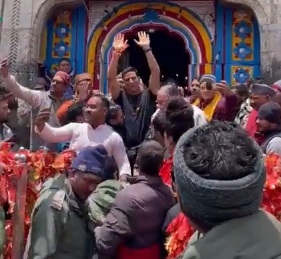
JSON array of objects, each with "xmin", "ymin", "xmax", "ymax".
[
  {"xmin": 1, "ymin": 0, "xmax": 281, "ymax": 83},
  {"xmin": 87, "ymin": 1, "xmax": 215, "ymax": 39}
]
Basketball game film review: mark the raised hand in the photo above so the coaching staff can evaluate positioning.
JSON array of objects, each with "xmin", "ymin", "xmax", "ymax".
[
  {"xmin": 34, "ymin": 108, "xmax": 51, "ymax": 132},
  {"xmin": 113, "ymin": 34, "xmax": 128, "ymax": 53},
  {"xmin": 76, "ymin": 81, "xmax": 92, "ymax": 101},
  {"xmin": 134, "ymin": 31, "xmax": 150, "ymax": 48},
  {"xmin": 0, "ymin": 59, "xmax": 9, "ymax": 78},
  {"xmin": 215, "ymin": 80, "xmax": 233, "ymax": 96}
]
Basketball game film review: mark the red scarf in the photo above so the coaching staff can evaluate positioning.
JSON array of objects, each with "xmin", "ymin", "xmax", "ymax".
[
  {"xmin": 159, "ymin": 156, "xmax": 173, "ymax": 186},
  {"xmin": 165, "ymin": 213, "xmax": 195, "ymax": 259},
  {"xmin": 245, "ymin": 109, "xmax": 258, "ymax": 138},
  {"xmin": 245, "ymin": 109, "xmax": 265, "ymax": 144}
]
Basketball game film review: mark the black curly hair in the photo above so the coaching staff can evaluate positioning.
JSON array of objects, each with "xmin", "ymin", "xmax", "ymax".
[{"xmin": 165, "ymin": 96, "xmax": 194, "ymax": 143}]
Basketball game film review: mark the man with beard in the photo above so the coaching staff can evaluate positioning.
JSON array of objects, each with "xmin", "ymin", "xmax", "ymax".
[
  {"xmin": 192, "ymin": 74, "xmax": 238, "ymax": 122},
  {"xmin": 34, "ymin": 95, "xmax": 131, "ymax": 179},
  {"xmin": 107, "ymin": 32, "xmax": 160, "ymax": 167},
  {"xmin": 245, "ymin": 83, "xmax": 276, "ymax": 144},
  {"xmin": 256, "ymin": 102, "xmax": 281, "ymax": 155},
  {"xmin": 152, "ymin": 83, "xmax": 207, "ymax": 127},
  {"xmin": 0, "ymin": 58, "xmax": 70, "ymax": 150},
  {"xmin": 38, "ymin": 58, "xmax": 75, "ymax": 100}
]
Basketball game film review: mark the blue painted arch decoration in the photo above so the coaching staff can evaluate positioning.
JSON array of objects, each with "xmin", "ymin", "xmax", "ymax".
[
  {"xmin": 222, "ymin": 7, "xmax": 260, "ymax": 84},
  {"xmin": 86, "ymin": 1, "xmax": 213, "ymax": 92},
  {"xmin": 41, "ymin": 6, "xmax": 87, "ymax": 75}
]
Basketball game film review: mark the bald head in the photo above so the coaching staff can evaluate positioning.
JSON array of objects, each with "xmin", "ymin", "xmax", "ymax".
[
  {"xmin": 157, "ymin": 84, "xmax": 179, "ymax": 111},
  {"xmin": 158, "ymin": 84, "xmax": 179, "ymax": 97}
]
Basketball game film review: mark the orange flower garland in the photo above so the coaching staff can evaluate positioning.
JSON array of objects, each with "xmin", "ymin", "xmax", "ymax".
[
  {"xmin": 166, "ymin": 213, "xmax": 194, "ymax": 259},
  {"xmin": 160, "ymin": 153, "xmax": 194, "ymax": 259},
  {"xmin": 263, "ymin": 153, "xmax": 281, "ymax": 221},
  {"xmin": 159, "ymin": 156, "xmax": 173, "ymax": 187},
  {"xmin": 0, "ymin": 144, "xmax": 76, "ymax": 259}
]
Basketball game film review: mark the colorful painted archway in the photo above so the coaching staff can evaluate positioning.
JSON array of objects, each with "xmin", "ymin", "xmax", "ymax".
[{"xmin": 87, "ymin": 2, "xmax": 213, "ymax": 92}]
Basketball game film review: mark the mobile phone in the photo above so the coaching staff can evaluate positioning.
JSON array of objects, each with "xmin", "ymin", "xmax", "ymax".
[{"xmin": 206, "ymin": 81, "xmax": 213, "ymax": 90}]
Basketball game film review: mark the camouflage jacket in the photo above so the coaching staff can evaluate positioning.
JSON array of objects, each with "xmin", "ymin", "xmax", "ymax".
[{"xmin": 88, "ymin": 180, "xmax": 124, "ymax": 227}]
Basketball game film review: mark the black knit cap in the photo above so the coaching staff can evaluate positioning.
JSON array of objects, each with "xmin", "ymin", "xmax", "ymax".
[
  {"xmin": 258, "ymin": 101, "xmax": 281, "ymax": 124},
  {"xmin": 250, "ymin": 83, "xmax": 276, "ymax": 97},
  {"xmin": 173, "ymin": 125, "xmax": 265, "ymax": 229}
]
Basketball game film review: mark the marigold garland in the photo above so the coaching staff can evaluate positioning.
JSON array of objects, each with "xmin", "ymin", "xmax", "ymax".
[
  {"xmin": 166, "ymin": 213, "xmax": 194, "ymax": 259},
  {"xmin": 0, "ymin": 144, "xmax": 76, "ymax": 258},
  {"xmin": 3, "ymin": 148, "xmax": 281, "ymax": 259},
  {"xmin": 263, "ymin": 153, "xmax": 281, "ymax": 221}
]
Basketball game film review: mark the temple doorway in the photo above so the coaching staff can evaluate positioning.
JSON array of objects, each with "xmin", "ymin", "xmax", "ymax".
[{"xmin": 118, "ymin": 28, "xmax": 190, "ymax": 87}]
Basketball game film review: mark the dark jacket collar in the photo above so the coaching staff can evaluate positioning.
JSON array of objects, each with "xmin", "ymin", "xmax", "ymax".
[{"xmin": 134, "ymin": 174, "xmax": 164, "ymax": 186}]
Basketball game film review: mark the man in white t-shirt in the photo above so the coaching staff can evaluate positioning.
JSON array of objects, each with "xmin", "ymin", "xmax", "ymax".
[{"xmin": 34, "ymin": 95, "xmax": 131, "ymax": 179}]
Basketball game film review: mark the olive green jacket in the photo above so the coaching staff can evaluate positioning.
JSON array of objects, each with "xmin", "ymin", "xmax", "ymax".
[
  {"xmin": 182, "ymin": 211, "xmax": 281, "ymax": 259},
  {"xmin": 24, "ymin": 174, "xmax": 95, "ymax": 259},
  {"xmin": 88, "ymin": 180, "xmax": 124, "ymax": 227}
]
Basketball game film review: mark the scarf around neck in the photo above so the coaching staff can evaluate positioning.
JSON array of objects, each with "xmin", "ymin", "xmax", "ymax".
[{"xmin": 193, "ymin": 92, "xmax": 222, "ymax": 121}]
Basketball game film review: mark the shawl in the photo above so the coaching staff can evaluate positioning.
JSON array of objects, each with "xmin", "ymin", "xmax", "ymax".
[
  {"xmin": 193, "ymin": 92, "xmax": 222, "ymax": 122},
  {"xmin": 159, "ymin": 156, "xmax": 173, "ymax": 186}
]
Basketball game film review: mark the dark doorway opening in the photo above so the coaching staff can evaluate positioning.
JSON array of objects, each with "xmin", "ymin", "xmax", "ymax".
[{"xmin": 119, "ymin": 28, "xmax": 190, "ymax": 87}]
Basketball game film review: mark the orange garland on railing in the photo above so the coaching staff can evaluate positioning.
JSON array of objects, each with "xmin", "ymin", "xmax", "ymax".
[
  {"xmin": 263, "ymin": 153, "xmax": 281, "ymax": 221},
  {"xmin": 0, "ymin": 144, "xmax": 76, "ymax": 258}
]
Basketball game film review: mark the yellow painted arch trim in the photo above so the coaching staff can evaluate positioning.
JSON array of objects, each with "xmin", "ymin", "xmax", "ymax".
[{"xmin": 87, "ymin": 2, "xmax": 212, "ymax": 74}]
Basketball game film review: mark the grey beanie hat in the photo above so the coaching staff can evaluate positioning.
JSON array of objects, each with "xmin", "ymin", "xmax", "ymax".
[{"xmin": 173, "ymin": 126, "xmax": 266, "ymax": 228}]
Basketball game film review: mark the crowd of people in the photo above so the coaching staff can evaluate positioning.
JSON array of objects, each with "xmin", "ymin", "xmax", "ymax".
[{"xmin": 0, "ymin": 31, "xmax": 280, "ymax": 258}]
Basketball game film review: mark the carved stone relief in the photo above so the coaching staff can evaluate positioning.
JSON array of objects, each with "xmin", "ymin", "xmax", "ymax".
[
  {"xmin": 88, "ymin": 1, "xmax": 215, "ymax": 39},
  {"xmin": 9, "ymin": 0, "xmax": 21, "ymax": 72},
  {"xmin": 88, "ymin": 1, "xmax": 124, "ymax": 33},
  {"xmin": 173, "ymin": 1, "xmax": 215, "ymax": 38}
]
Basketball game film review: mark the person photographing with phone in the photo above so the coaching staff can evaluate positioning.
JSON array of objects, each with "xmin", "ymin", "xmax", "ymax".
[
  {"xmin": 0, "ymin": 58, "xmax": 70, "ymax": 151},
  {"xmin": 192, "ymin": 74, "xmax": 238, "ymax": 122}
]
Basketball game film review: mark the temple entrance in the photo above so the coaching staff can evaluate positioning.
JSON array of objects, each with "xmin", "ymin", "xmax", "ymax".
[{"xmin": 118, "ymin": 28, "xmax": 190, "ymax": 87}]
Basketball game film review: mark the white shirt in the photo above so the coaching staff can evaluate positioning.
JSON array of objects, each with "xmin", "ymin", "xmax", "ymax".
[
  {"xmin": 35, "ymin": 123, "xmax": 131, "ymax": 176},
  {"xmin": 151, "ymin": 105, "xmax": 207, "ymax": 128},
  {"xmin": 192, "ymin": 105, "xmax": 208, "ymax": 127}
]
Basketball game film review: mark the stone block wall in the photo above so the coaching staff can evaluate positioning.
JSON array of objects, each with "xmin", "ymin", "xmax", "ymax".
[{"xmin": 0, "ymin": 0, "xmax": 82, "ymax": 87}]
